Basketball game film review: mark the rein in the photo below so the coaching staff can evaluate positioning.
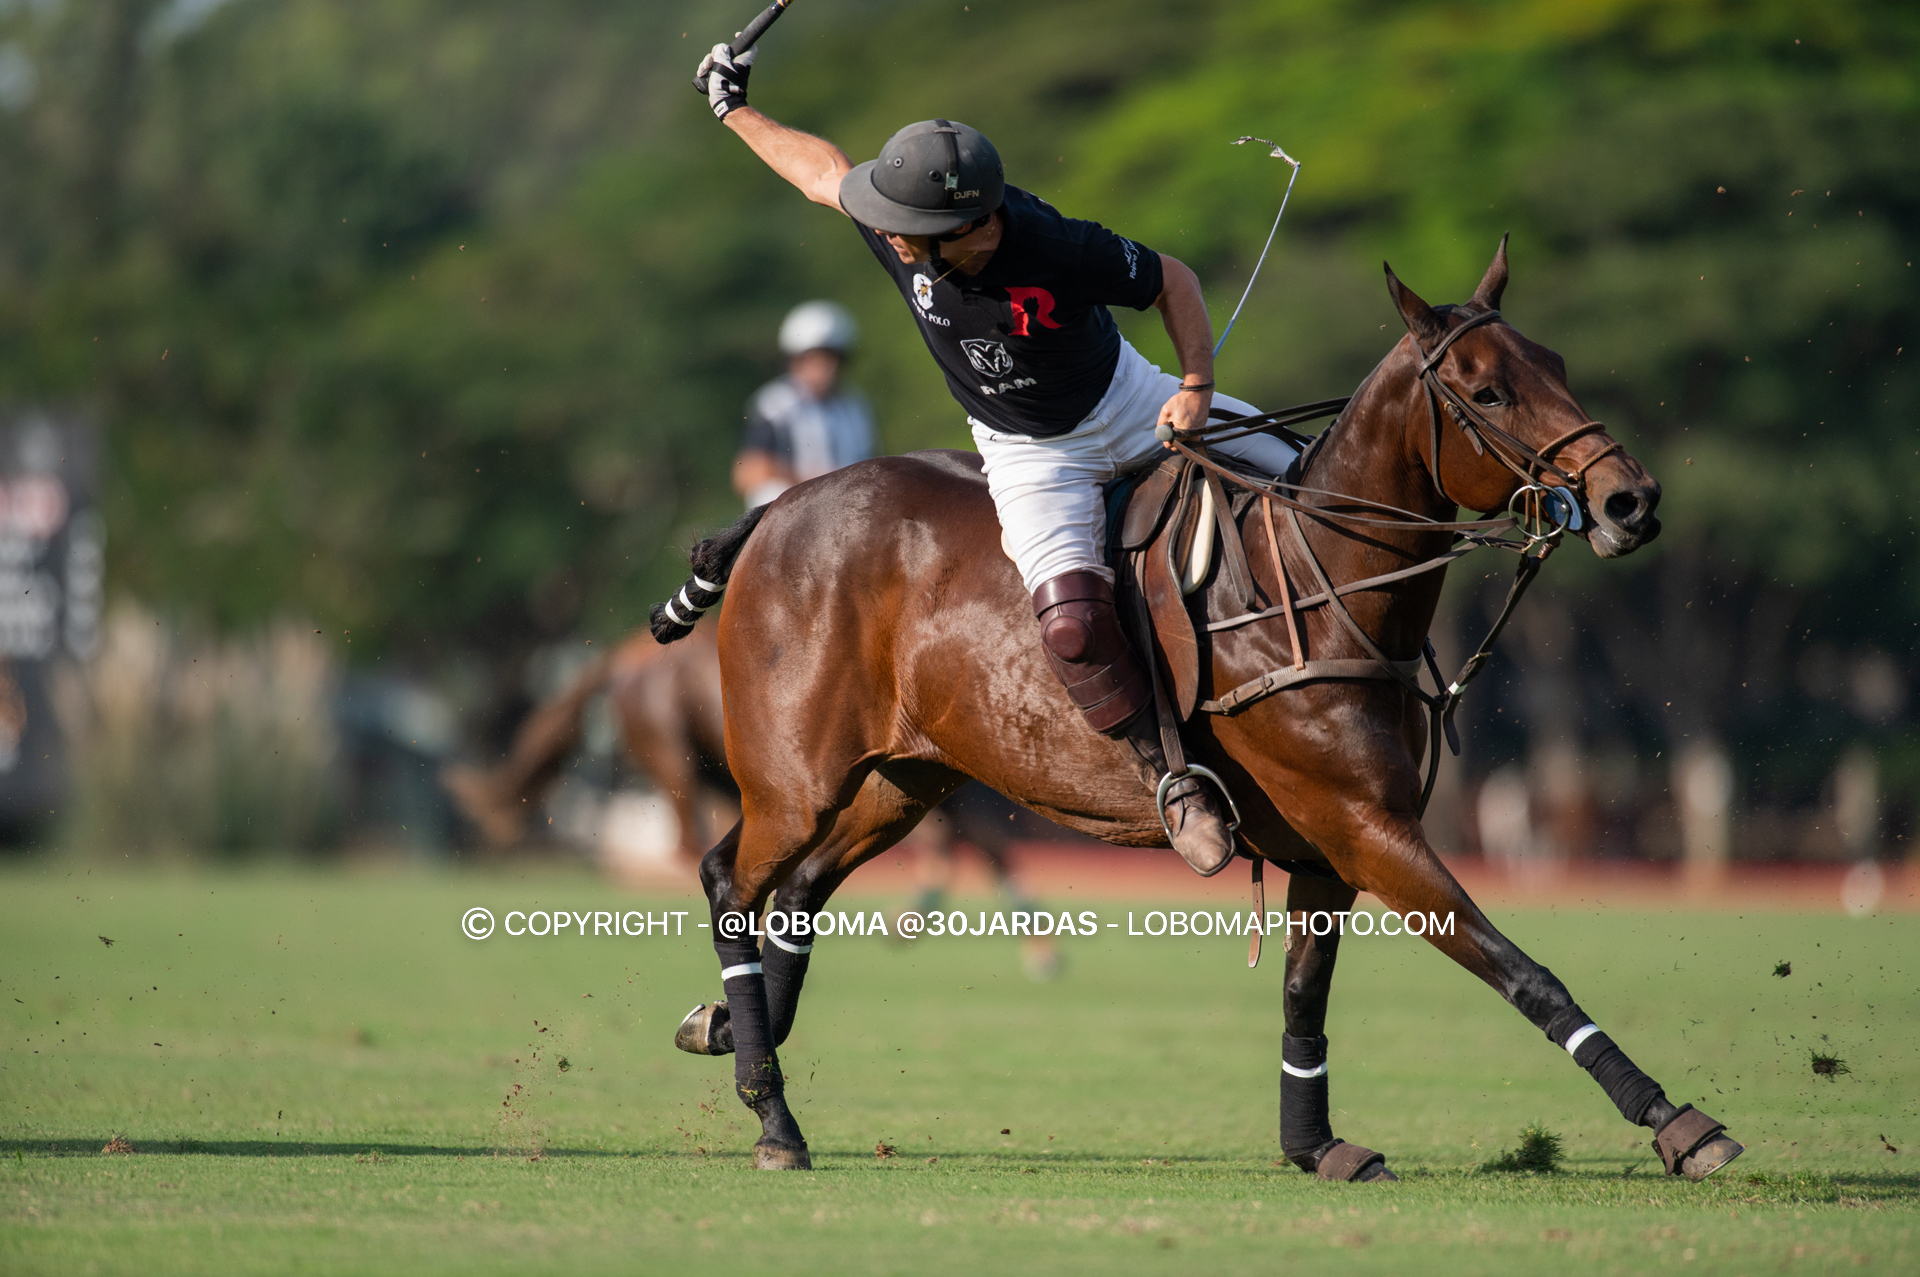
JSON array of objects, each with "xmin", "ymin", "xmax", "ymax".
[{"xmin": 1156, "ymin": 318, "xmax": 1593, "ymax": 818}]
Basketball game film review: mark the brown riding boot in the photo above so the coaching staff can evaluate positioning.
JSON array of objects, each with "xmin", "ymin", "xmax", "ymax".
[
  {"xmin": 1123, "ymin": 719, "xmax": 1237, "ymax": 877},
  {"xmin": 1032, "ymin": 571, "xmax": 1236, "ymax": 876}
]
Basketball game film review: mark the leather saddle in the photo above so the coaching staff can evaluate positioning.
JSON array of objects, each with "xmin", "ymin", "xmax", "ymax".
[{"xmin": 1104, "ymin": 451, "xmax": 1275, "ymax": 723}]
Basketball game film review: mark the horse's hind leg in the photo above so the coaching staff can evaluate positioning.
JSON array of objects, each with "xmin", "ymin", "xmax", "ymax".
[
  {"xmin": 692, "ymin": 763, "xmax": 947, "ymax": 1169},
  {"xmin": 762, "ymin": 766, "xmax": 949, "ymax": 1046},
  {"xmin": 695, "ymin": 807, "xmax": 811, "ymax": 1168},
  {"xmin": 1274, "ymin": 873, "xmax": 1399, "ymax": 1182}
]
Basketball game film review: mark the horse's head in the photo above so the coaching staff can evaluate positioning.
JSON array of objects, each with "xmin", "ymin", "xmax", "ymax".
[{"xmin": 1383, "ymin": 238, "xmax": 1661, "ymax": 558}]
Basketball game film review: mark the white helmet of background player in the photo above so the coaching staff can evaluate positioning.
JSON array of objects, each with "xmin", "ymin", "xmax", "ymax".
[{"xmin": 778, "ymin": 300, "xmax": 859, "ymax": 357}]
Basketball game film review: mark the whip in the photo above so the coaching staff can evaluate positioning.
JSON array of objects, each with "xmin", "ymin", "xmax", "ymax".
[{"xmin": 1213, "ymin": 137, "xmax": 1302, "ymax": 357}]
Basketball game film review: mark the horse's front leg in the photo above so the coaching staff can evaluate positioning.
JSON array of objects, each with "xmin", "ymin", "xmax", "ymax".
[
  {"xmin": 1276, "ymin": 871, "xmax": 1399, "ymax": 1181},
  {"xmin": 1325, "ymin": 800, "xmax": 1744, "ymax": 1181}
]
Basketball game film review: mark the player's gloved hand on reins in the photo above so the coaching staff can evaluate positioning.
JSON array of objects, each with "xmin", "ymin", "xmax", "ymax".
[{"xmin": 693, "ymin": 43, "xmax": 755, "ymax": 120}]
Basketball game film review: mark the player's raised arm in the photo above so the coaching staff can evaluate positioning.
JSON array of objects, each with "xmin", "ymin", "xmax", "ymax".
[{"xmin": 696, "ymin": 44, "xmax": 851, "ymax": 211}]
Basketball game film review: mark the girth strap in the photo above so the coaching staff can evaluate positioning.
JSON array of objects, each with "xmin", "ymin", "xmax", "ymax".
[{"xmin": 1201, "ymin": 657, "xmax": 1424, "ymax": 716}]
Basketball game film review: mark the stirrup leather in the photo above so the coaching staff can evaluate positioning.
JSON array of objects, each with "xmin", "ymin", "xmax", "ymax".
[{"xmin": 1154, "ymin": 762, "xmax": 1242, "ymax": 845}]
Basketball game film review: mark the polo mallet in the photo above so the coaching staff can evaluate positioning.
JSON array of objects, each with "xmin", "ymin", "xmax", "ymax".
[
  {"xmin": 692, "ymin": 0, "xmax": 797, "ymax": 94},
  {"xmin": 1213, "ymin": 137, "xmax": 1302, "ymax": 357}
]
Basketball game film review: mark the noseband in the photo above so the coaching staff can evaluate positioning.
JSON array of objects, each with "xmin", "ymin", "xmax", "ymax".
[{"xmin": 1412, "ymin": 306, "xmax": 1624, "ymax": 514}]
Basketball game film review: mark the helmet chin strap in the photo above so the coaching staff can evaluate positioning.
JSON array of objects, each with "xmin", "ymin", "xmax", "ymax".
[{"xmin": 926, "ymin": 214, "xmax": 992, "ymax": 276}]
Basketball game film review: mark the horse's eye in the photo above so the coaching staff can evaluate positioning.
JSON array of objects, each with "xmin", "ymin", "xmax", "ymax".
[{"xmin": 1472, "ymin": 387, "xmax": 1505, "ymax": 407}]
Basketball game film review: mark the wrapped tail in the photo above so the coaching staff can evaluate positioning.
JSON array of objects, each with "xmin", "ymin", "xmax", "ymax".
[{"xmin": 650, "ymin": 505, "xmax": 770, "ymax": 643}]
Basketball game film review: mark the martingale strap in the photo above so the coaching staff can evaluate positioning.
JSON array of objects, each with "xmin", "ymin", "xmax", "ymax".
[{"xmin": 1205, "ymin": 548, "xmax": 1477, "ymax": 634}]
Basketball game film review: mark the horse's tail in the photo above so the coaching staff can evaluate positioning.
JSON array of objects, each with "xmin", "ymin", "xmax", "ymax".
[
  {"xmin": 649, "ymin": 504, "xmax": 770, "ymax": 644},
  {"xmin": 441, "ymin": 649, "xmax": 615, "ymax": 845}
]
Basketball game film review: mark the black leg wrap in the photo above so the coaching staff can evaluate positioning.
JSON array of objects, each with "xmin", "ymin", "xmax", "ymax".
[
  {"xmin": 1573, "ymin": 1034, "xmax": 1667, "ymax": 1127},
  {"xmin": 1543, "ymin": 1004, "xmax": 1591, "ymax": 1046},
  {"xmin": 717, "ymin": 941, "xmax": 782, "ymax": 1108},
  {"xmin": 762, "ymin": 937, "xmax": 812, "ymax": 1048},
  {"xmin": 1281, "ymin": 1032, "xmax": 1336, "ymax": 1171},
  {"xmin": 1547, "ymin": 1005, "xmax": 1668, "ymax": 1128}
]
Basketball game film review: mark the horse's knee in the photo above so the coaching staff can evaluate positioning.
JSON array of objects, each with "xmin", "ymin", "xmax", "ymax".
[
  {"xmin": 699, "ymin": 833, "xmax": 740, "ymax": 914},
  {"xmin": 776, "ymin": 864, "xmax": 834, "ymax": 915}
]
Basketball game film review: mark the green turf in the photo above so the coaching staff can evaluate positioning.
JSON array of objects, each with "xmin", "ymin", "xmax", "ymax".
[{"xmin": 3, "ymin": 863, "xmax": 1915, "ymax": 1274}]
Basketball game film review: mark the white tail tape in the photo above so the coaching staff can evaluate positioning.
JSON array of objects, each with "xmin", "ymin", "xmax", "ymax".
[
  {"xmin": 765, "ymin": 931, "xmax": 812, "ymax": 956},
  {"xmin": 692, "ymin": 575, "xmax": 726, "ymax": 593},
  {"xmin": 663, "ymin": 596, "xmax": 691, "ymax": 626},
  {"xmin": 719, "ymin": 963, "xmax": 763, "ymax": 981},
  {"xmin": 1281, "ymin": 1060, "xmax": 1328, "ymax": 1079},
  {"xmin": 1563, "ymin": 1023, "xmax": 1601, "ymax": 1057}
]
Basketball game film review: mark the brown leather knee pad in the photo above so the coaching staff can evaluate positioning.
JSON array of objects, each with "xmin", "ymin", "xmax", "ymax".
[{"xmin": 1032, "ymin": 570, "xmax": 1151, "ymax": 736}]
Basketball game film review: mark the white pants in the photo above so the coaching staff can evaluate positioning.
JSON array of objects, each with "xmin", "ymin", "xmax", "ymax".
[{"xmin": 972, "ymin": 339, "xmax": 1300, "ymax": 594}]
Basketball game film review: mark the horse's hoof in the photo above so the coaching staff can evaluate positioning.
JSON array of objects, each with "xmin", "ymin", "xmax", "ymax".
[
  {"xmin": 1679, "ymin": 1134, "xmax": 1745, "ymax": 1182},
  {"xmin": 753, "ymin": 1140, "xmax": 812, "ymax": 1170},
  {"xmin": 1315, "ymin": 1141, "xmax": 1392, "ymax": 1182},
  {"xmin": 1653, "ymin": 1106, "xmax": 1743, "ymax": 1181},
  {"xmin": 674, "ymin": 1002, "xmax": 734, "ymax": 1056}
]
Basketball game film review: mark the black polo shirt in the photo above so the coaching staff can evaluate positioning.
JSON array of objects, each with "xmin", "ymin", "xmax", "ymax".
[{"xmin": 851, "ymin": 186, "xmax": 1165, "ymax": 438}]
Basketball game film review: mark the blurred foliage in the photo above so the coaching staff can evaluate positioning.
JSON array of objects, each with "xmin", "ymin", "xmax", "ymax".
[{"xmin": 0, "ymin": 0, "xmax": 1914, "ymax": 805}]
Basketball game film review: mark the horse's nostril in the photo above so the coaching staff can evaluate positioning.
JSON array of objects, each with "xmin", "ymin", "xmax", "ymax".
[{"xmin": 1603, "ymin": 490, "xmax": 1647, "ymax": 531}]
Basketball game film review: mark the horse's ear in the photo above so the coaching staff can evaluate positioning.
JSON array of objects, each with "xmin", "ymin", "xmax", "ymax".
[
  {"xmin": 1470, "ymin": 233, "xmax": 1510, "ymax": 312},
  {"xmin": 1384, "ymin": 262, "xmax": 1447, "ymax": 348}
]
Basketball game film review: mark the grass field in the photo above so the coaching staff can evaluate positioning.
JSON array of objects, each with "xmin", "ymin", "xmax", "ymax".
[{"xmin": 3, "ymin": 862, "xmax": 1915, "ymax": 1274}]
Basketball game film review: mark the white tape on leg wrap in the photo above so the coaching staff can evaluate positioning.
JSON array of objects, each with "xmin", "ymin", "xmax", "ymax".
[
  {"xmin": 1281, "ymin": 1060, "xmax": 1328, "ymax": 1079},
  {"xmin": 719, "ymin": 963, "xmax": 763, "ymax": 981},
  {"xmin": 1564, "ymin": 1023, "xmax": 1601, "ymax": 1057},
  {"xmin": 764, "ymin": 931, "xmax": 812, "ymax": 956}
]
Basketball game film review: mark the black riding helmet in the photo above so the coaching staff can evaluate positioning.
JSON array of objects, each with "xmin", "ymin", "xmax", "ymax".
[{"xmin": 839, "ymin": 119, "xmax": 1005, "ymax": 236}]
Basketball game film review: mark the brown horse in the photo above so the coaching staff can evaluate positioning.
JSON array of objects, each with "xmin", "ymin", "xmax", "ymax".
[
  {"xmin": 443, "ymin": 623, "xmax": 731, "ymax": 862},
  {"xmin": 656, "ymin": 243, "xmax": 1744, "ymax": 1182}
]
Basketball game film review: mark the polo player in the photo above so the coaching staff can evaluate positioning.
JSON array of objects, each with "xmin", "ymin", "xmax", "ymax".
[{"xmin": 697, "ymin": 44, "xmax": 1299, "ymax": 876}]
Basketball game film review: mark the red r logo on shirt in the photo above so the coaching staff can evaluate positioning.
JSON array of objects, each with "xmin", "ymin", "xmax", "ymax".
[{"xmin": 1005, "ymin": 287, "xmax": 1061, "ymax": 336}]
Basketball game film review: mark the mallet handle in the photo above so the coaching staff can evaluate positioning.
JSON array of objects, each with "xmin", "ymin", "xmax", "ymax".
[
  {"xmin": 692, "ymin": 0, "xmax": 795, "ymax": 94},
  {"xmin": 730, "ymin": 0, "xmax": 793, "ymax": 56}
]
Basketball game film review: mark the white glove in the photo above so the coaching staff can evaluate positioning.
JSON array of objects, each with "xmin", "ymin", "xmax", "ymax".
[{"xmin": 693, "ymin": 43, "xmax": 756, "ymax": 120}]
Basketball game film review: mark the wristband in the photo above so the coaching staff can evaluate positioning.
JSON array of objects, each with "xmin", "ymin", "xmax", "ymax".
[{"xmin": 1178, "ymin": 380, "xmax": 1215, "ymax": 393}]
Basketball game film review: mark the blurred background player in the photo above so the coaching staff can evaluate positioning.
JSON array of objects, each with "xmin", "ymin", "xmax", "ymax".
[{"xmin": 732, "ymin": 301, "xmax": 876, "ymax": 509}]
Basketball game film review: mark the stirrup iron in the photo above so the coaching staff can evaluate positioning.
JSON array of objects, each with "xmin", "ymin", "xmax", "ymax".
[{"xmin": 1154, "ymin": 762, "xmax": 1242, "ymax": 845}]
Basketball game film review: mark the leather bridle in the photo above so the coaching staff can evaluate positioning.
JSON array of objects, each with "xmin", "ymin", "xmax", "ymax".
[
  {"xmin": 1413, "ymin": 305, "xmax": 1623, "ymax": 516},
  {"xmin": 1148, "ymin": 307, "xmax": 1634, "ymax": 820}
]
